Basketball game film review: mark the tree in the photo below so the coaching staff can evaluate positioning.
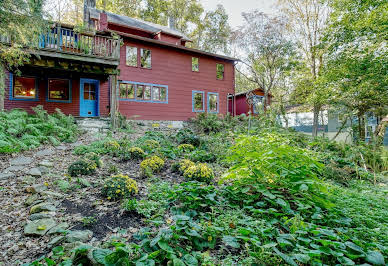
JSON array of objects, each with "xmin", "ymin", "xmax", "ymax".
[
  {"xmin": 96, "ymin": 0, "xmax": 142, "ymax": 18},
  {"xmin": 233, "ymin": 11, "xmax": 298, "ymax": 108},
  {"xmin": 323, "ymin": 0, "xmax": 388, "ymax": 142},
  {"xmin": 191, "ymin": 4, "xmax": 231, "ymax": 54},
  {"xmin": 278, "ymin": 0, "xmax": 330, "ymax": 137},
  {"xmin": 0, "ymin": 0, "xmax": 46, "ymax": 111}
]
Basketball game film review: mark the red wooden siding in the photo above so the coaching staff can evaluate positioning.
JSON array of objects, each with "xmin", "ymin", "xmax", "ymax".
[
  {"xmin": 234, "ymin": 89, "xmax": 271, "ymax": 116},
  {"xmin": 117, "ymin": 38, "xmax": 235, "ymax": 121},
  {"xmin": 4, "ymin": 69, "xmax": 110, "ymax": 117}
]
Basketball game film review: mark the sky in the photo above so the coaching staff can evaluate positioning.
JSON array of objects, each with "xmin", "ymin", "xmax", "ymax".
[{"xmin": 200, "ymin": 0, "xmax": 279, "ymax": 29}]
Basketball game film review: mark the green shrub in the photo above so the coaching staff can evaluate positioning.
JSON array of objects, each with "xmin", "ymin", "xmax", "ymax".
[
  {"xmin": 121, "ymin": 147, "xmax": 145, "ymax": 161},
  {"xmin": 140, "ymin": 156, "xmax": 165, "ymax": 176},
  {"xmin": 189, "ymin": 149, "xmax": 217, "ymax": 163},
  {"xmin": 191, "ymin": 113, "xmax": 224, "ymax": 133},
  {"xmin": 85, "ymin": 152, "xmax": 103, "ymax": 168},
  {"xmin": 175, "ymin": 128, "xmax": 201, "ymax": 147},
  {"xmin": 102, "ymin": 174, "xmax": 138, "ymax": 200},
  {"xmin": 67, "ymin": 159, "xmax": 97, "ymax": 177},
  {"xmin": 104, "ymin": 140, "xmax": 120, "ymax": 154},
  {"xmin": 183, "ymin": 163, "xmax": 214, "ymax": 183},
  {"xmin": 177, "ymin": 144, "xmax": 195, "ymax": 152},
  {"xmin": 171, "ymin": 159, "xmax": 195, "ymax": 174},
  {"xmin": 0, "ymin": 106, "xmax": 79, "ymax": 154}
]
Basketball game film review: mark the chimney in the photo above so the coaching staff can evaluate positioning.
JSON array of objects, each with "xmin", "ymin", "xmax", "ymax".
[
  {"xmin": 168, "ymin": 16, "xmax": 176, "ymax": 30},
  {"xmin": 84, "ymin": 0, "xmax": 96, "ymax": 29}
]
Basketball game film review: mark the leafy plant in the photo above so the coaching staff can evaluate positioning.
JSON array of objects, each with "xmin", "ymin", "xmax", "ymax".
[
  {"xmin": 183, "ymin": 163, "xmax": 214, "ymax": 183},
  {"xmin": 120, "ymin": 146, "xmax": 145, "ymax": 161},
  {"xmin": 82, "ymin": 216, "xmax": 97, "ymax": 227},
  {"xmin": 140, "ymin": 156, "xmax": 165, "ymax": 177},
  {"xmin": 177, "ymin": 143, "xmax": 195, "ymax": 152},
  {"xmin": 67, "ymin": 159, "xmax": 97, "ymax": 177},
  {"xmin": 102, "ymin": 174, "xmax": 138, "ymax": 200}
]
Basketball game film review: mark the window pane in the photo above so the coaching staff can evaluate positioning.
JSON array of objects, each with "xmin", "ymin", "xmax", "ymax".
[
  {"xmin": 89, "ymin": 91, "xmax": 96, "ymax": 100},
  {"xmin": 127, "ymin": 84, "xmax": 135, "ymax": 99},
  {"xmin": 119, "ymin": 83, "xmax": 127, "ymax": 98},
  {"xmin": 216, "ymin": 64, "xmax": 224, "ymax": 80},
  {"xmin": 192, "ymin": 57, "xmax": 199, "ymax": 72},
  {"xmin": 137, "ymin": 85, "xmax": 144, "ymax": 99},
  {"xmin": 152, "ymin": 86, "xmax": 160, "ymax": 101},
  {"xmin": 160, "ymin": 87, "xmax": 167, "ymax": 101},
  {"xmin": 193, "ymin": 92, "xmax": 203, "ymax": 111},
  {"xmin": 209, "ymin": 94, "xmax": 218, "ymax": 112},
  {"xmin": 141, "ymin": 49, "xmax": 151, "ymax": 69},
  {"xmin": 126, "ymin": 46, "xmax": 137, "ymax": 67},
  {"xmin": 13, "ymin": 76, "xmax": 36, "ymax": 98},
  {"xmin": 48, "ymin": 79, "xmax": 70, "ymax": 101},
  {"xmin": 144, "ymin": 85, "xmax": 151, "ymax": 100}
]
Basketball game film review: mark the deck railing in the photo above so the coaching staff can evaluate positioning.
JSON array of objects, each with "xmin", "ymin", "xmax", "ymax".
[{"xmin": 1, "ymin": 26, "xmax": 120, "ymax": 61}]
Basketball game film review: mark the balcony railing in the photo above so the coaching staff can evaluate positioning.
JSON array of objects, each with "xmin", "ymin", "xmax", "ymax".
[{"xmin": 1, "ymin": 26, "xmax": 120, "ymax": 61}]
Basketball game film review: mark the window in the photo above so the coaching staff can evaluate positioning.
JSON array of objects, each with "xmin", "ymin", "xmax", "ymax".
[
  {"xmin": 119, "ymin": 81, "xmax": 167, "ymax": 103},
  {"xmin": 119, "ymin": 83, "xmax": 135, "ymax": 99},
  {"xmin": 192, "ymin": 91, "xmax": 204, "ymax": 112},
  {"xmin": 12, "ymin": 76, "xmax": 37, "ymax": 100},
  {"xmin": 126, "ymin": 46, "xmax": 138, "ymax": 67},
  {"xmin": 208, "ymin": 92, "xmax": 219, "ymax": 113},
  {"xmin": 48, "ymin": 78, "xmax": 70, "ymax": 102},
  {"xmin": 83, "ymin": 83, "xmax": 96, "ymax": 100},
  {"xmin": 252, "ymin": 96, "xmax": 264, "ymax": 114},
  {"xmin": 192, "ymin": 57, "xmax": 199, "ymax": 72},
  {"xmin": 140, "ymin": 48, "xmax": 151, "ymax": 69},
  {"xmin": 216, "ymin": 63, "xmax": 224, "ymax": 80}
]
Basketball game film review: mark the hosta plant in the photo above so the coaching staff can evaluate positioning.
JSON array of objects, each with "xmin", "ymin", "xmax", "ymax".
[
  {"xmin": 183, "ymin": 163, "xmax": 214, "ymax": 183},
  {"xmin": 102, "ymin": 174, "xmax": 138, "ymax": 200},
  {"xmin": 140, "ymin": 156, "xmax": 165, "ymax": 177}
]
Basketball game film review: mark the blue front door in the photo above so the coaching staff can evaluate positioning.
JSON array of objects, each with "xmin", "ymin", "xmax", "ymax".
[{"xmin": 80, "ymin": 79, "xmax": 99, "ymax": 117}]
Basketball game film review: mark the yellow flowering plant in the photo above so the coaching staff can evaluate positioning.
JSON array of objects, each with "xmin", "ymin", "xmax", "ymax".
[
  {"xmin": 183, "ymin": 163, "xmax": 214, "ymax": 183},
  {"xmin": 121, "ymin": 147, "xmax": 145, "ymax": 161},
  {"xmin": 171, "ymin": 159, "xmax": 195, "ymax": 174},
  {"xmin": 177, "ymin": 144, "xmax": 195, "ymax": 153},
  {"xmin": 104, "ymin": 140, "xmax": 120, "ymax": 154},
  {"xmin": 140, "ymin": 155, "xmax": 165, "ymax": 176},
  {"xmin": 68, "ymin": 159, "xmax": 97, "ymax": 177},
  {"xmin": 102, "ymin": 174, "xmax": 138, "ymax": 200}
]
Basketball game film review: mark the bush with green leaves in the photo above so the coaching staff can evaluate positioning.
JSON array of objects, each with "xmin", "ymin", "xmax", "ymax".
[
  {"xmin": 102, "ymin": 174, "xmax": 138, "ymax": 200},
  {"xmin": 140, "ymin": 156, "xmax": 165, "ymax": 176},
  {"xmin": 67, "ymin": 159, "xmax": 97, "ymax": 177},
  {"xmin": 175, "ymin": 128, "xmax": 201, "ymax": 147},
  {"xmin": 189, "ymin": 149, "xmax": 217, "ymax": 163},
  {"xmin": 0, "ymin": 106, "xmax": 79, "ymax": 153},
  {"xmin": 183, "ymin": 163, "xmax": 214, "ymax": 183},
  {"xmin": 85, "ymin": 152, "xmax": 103, "ymax": 168},
  {"xmin": 177, "ymin": 143, "xmax": 195, "ymax": 152},
  {"xmin": 171, "ymin": 159, "xmax": 195, "ymax": 174},
  {"xmin": 120, "ymin": 147, "xmax": 145, "ymax": 161}
]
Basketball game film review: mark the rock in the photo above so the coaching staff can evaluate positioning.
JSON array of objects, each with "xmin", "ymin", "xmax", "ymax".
[
  {"xmin": 0, "ymin": 173, "xmax": 15, "ymax": 180},
  {"xmin": 47, "ymin": 222, "xmax": 69, "ymax": 235},
  {"xmin": 24, "ymin": 218, "xmax": 57, "ymax": 236},
  {"xmin": 25, "ymin": 184, "xmax": 47, "ymax": 194},
  {"xmin": 65, "ymin": 230, "xmax": 93, "ymax": 243},
  {"xmin": 28, "ymin": 168, "xmax": 42, "ymax": 177},
  {"xmin": 30, "ymin": 202, "xmax": 57, "ymax": 214},
  {"xmin": 41, "ymin": 191, "xmax": 63, "ymax": 198},
  {"xmin": 25, "ymin": 194, "xmax": 40, "ymax": 206},
  {"xmin": 10, "ymin": 156, "xmax": 33, "ymax": 166},
  {"xmin": 29, "ymin": 213, "xmax": 53, "ymax": 221},
  {"xmin": 22, "ymin": 175, "xmax": 36, "ymax": 185},
  {"xmin": 56, "ymin": 145, "xmax": 67, "ymax": 151},
  {"xmin": 48, "ymin": 236, "xmax": 65, "ymax": 248},
  {"xmin": 39, "ymin": 161, "xmax": 54, "ymax": 168},
  {"xmin": 38, "ymin": 166, "xmax": 49, "ymax": 175},
  {"xmin": 36, "ymin": 149, "xmax": 55, "ymax": 157},
  {"xmin": 4, "ymin": 166, "xmax": 25, "ymax": 173}
]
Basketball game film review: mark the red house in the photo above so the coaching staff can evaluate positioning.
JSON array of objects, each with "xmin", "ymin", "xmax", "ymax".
[
  {"xmin": 229, "ymin": 88, "xmax": 271, "ymax": 116},
  {"xmin": 2, "ymin": 2, "xmax": 237, "ymax": 122}
]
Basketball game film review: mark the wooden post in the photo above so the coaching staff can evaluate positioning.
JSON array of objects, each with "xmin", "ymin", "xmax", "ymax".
[{"xmin": 110, "ymin": 74, "xmax": 118, "ymax": 129}]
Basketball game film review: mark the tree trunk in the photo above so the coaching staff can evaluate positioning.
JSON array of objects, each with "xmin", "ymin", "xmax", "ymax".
[
  {"xmin": 109, "ymin": 75, "xmax": 118, "ymax": 129},
  {"xmin": 374, "ymin": 115, "xmax": 388, "ymax": 145},
  {"xmin": 312, "ymin": 104, "xmax": 320, "ymax": 137},
  {"xmin": 0, "ymin": 64, "xmax": 5, "ymax": 112},
  {"xmin": 358, "ymin": 113, "xmax": 366, "ymax": 142}
]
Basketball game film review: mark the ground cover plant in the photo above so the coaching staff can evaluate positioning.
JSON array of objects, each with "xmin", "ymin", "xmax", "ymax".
[
  {"xmin": 0, "ymin": 106, "xmax": 79, "ymax": 153},
  {"xmin": 16, "ymin": 114, "xmax": 387, "ymax": 266}
]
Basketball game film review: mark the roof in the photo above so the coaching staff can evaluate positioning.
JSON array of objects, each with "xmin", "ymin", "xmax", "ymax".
[
  {"xmin": 108, "ymin": 29, "xmax": 239, "ymax": 62},
  {"xmin": 89, "ymin": 8, "xmax": 191, "ymax": 41},
  {"xmin": 234, "ymin": 88, "xmax": 267, "ymax": 97}
]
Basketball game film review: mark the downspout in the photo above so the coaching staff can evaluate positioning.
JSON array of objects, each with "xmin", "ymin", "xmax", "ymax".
[{"xmin": 233, "ymin": 61, "xmax": 237, "ymax": 116}]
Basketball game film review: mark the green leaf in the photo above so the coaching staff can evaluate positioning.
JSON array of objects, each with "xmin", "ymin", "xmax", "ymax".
[
  {"xmin": 276, "ymin": 198, "xmax": 287, "ymax": 207},
  {"xmin": 273, "ymin": 247, "xmax": 297, "ymax": 266},
  {"xmin": 173, "ymin": 258, "xmax": 186, "ymax": 266},
  {"xmin": 345, "ymin": 241, "xmax": 364, "ymax": 254},
  {"xmin": 183, "ymin": 254, "xmax": 198, "ymax": 266},
  {"xmin": 294, "ymin": 254, "xmax": 310, "ymax": 263},
  {"xmin": 222, "ymin": 235, "xmax": 240, "ymax": 248},
  {"xmin": 44, "ymin": 258, "xmax": 56, "ymax": 266},
  {"xmin": 365, "ymin": 251, "xmax": 385, "ymax": 265},
  {"xmin": 158, "ymin": 241, "xmax": 173, "ymax": 252},
  {"xmin": 185, "ymin": 229, "xmax": 201, "ymax": 238},
  {"xmin": 92, "ymin": 248, "xmax": 111, "ymax": 264},
  {"xmin": 338, "ymin": 256, "xmax": 355, "ymax": 265},
  {"xmin": 299, "ymin": 184, "xmax": 308, "ymax": 191}
]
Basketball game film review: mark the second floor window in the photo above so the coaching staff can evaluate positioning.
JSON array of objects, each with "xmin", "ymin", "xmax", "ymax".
[
  {"xmin": 141, "ymin": 49, "xmax": 152, "ymax": 69},
  {"xmin": 216, "ymin": 63, "xmax": 224, "ymax": 80},
  {"xmin": 126, "ymin": 46, "xmax": 138, "ymax": 67},
  {"xmin": 192, "ymin": 57, "xmax": 199, "ymax": 72}
]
